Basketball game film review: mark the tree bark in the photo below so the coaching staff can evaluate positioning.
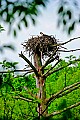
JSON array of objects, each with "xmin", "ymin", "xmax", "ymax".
[{"xmin": 34, "ymin": 51, "xmax": 47, "ymax": 118}]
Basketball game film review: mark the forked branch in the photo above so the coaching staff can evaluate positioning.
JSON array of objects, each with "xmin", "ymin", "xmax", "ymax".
[{"xmin": 19, "ymin": 52, "xmax": 39, "ymax": 76}]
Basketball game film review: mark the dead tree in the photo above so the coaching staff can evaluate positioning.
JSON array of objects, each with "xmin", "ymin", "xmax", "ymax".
[{"xmin": 19, "ymin": 33, "xmax": 80, "ymax": 119}]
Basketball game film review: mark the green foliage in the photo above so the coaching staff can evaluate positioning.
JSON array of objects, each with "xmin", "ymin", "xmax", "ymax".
[
  {"xmin": 0, "ymin": 25, "xmax": 5, "ymax": 32},
  {"xmin": 57, "ymin": 0, "xmax": 80, "ymax": 35},
  {"xmin": 46, "ymin": 57, "xmax": 80, "ymax": 120},
  {"xmin": 0, "ymin": 0, "xmax": 80, "ymax": 36},
  {"xmin": 0, "ymin": 60, "xmax": 18, "ymax": 70},
  {"xmin": 0, "ymin": 57, "xmax": 80, "ymax": 119},
  {"xmin": 0, "ymin": 25, "xmax": 15, "ymax": 52},
  {"xmin": 0, "ymin": 0, "xmax": 47, "ymax": 36}
]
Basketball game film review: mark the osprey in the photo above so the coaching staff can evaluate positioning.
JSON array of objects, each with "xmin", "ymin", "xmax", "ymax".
[
  {"xmin": 40, "ymin": 32, "xmax": 44, "ymax": 35},
  {"xmin": 40, "ymin": 32, "xmax": 48, "ymax": 37}
]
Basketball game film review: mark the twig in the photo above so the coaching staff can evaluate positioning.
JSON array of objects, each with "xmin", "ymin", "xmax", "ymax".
[
  {"xmin": 58, "ymin": 83, "xmax": 80, "ymax": 98},
  {"xmin": 47, "ymin": 81, "xmax": 80, "ymax": 105},
  {"xmin": 59, "ymin": 48, "xmax": 80, "ymax": 52},
  {"xmin": 41, "ymin": 48, "xmax": 59, "ymax": 70},
  {"xmin": 43, "ymin": 59, "xmax": 61, "ymax": 78},
  {"xmin": 47, "ymin": 102, "xmax": 80, "ymax": 117},
  {"xmin": 45, "ymin": 58, "xmax": 80, "ymax": 77},
  {"xmin": 52, "ymin": 36, "xmax": 80, "ymax": 47},
  {"xmin": 61, "ymin": 37, "xmax": 80, "ymax": 45},
  {"xmin": 41, "ymin": 81, "xmax": 80, "ymax": 115},
  {"xmin": 13, "ymin": 96, "xmax": 34, "ymax": 102}
]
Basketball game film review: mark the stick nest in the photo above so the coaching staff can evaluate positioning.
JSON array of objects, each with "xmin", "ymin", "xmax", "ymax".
[{"xmin": 22, "ymin": 32, "xmax": 59, "ymax": 58}]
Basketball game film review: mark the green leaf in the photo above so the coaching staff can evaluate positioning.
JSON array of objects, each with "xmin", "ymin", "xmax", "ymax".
[
  {"xmin": 0, "ymin": 62, "xmax": 2, "ymax": 64},
  {"xmin": 71, "ymin": 21, "xmax": 75, "ymax": 30},
  {"xmin": 18, "ymin": 23, "xmax": 21, "ymax": 30},
  {"xmin": 63, "ymin": 19, "xmax": 66, "ymax": 25},
  {"xmin": 31, "ymin": 17, "xmax": 36, "ymax": 25},
  {"xmin": 68, "ymin": 21, "xmax": 75, "ymax": 34},
  {"xmin": 3, "ymin": 44, "xmax": 15, "ymax": 51},
  {"xmin": 0, "ymin": 25, "xmax": 5, "ymax": 32},
  {"xmin": 13, "ymin": 29, "xmax": 16, "ymax": 37},
  {"xmin": 58, "ymin": 6, "xmax": 63, "ymax": 13},
  {"xmin": 22, "ymin": 17, "xmax": 28, "ymax": 27},
  {"xmin": 12, "ymin": 62, "xmax": 18, "ymax": 66},
  {"xmin": 67, "ymin": 10, "xmax": 72, "ymax": 19}
]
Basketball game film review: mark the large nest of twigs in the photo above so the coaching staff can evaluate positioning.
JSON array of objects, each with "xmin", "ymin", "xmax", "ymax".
[{"xmin": 22, "ymin": 32, "xmax": 59, "ymax": 58}]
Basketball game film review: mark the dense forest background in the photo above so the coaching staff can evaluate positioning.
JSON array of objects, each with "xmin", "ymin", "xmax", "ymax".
[{"xmin": 0, "ymin": 55, "xmax": 80, "ymax": 120}]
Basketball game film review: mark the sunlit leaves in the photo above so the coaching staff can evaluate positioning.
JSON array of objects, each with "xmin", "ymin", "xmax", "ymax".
[
  {"xmin": 0, "ymin": 60, "xmax": 18, "ymax": 70},
  {"xmin": 0, "ymin": 56, "xmax": 80, "ymax": 119}
]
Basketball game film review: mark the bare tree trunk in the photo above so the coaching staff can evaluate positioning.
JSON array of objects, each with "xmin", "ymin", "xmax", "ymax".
[{"xmin": 34, "ymin": 52, "xmax": 47, "ymax": 118}]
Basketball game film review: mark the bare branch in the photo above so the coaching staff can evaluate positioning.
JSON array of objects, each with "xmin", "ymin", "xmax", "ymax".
[
  {"xmin": 43, "ymin": 59, "xmax": 61, "ymax": 78},
  {"xmin": 51, "ymin": 37, "xmax": 80, "ymax": 49},
  {"xmin": 41, "ymin": 48, "xmax": 59, "ymax": 70},
  {"xmin": 45, "ymin": 58, "xmax": 80, "ymax": 77},
  {"xmin": 13, "ymin": 96, "xmax": 33, "ymax": 102},
  {"xmin": 47, "ymin": 81, "xmax": 80, "ymax": 105},
  {"xmin": 41, "ymin": 82, "xmax": 80, "ymax": 115},
  {"xmin": 47, "ymin": 102, "xmax": 80, "ymax": 117},
  {"xmin": 58, "ymin": 83, "xmax": 80, "ymax": 98},
  {"xmin": 61, "ymin": 37, "xmax": 80, "ymax": 46},
  {"xmin": 19, "ymin": 52, "xmax": 39, "ymax": 76},
  {"xmin": 52, "ymin": 37, "xmax": 80, "ymax": 50},
  {"xmin": 59, "ymin": 48, "xmax": 80, "ymax": 52},
  {"xmin": 0, "ymin": 69, "xmax": 33, "ymax": 74}
]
